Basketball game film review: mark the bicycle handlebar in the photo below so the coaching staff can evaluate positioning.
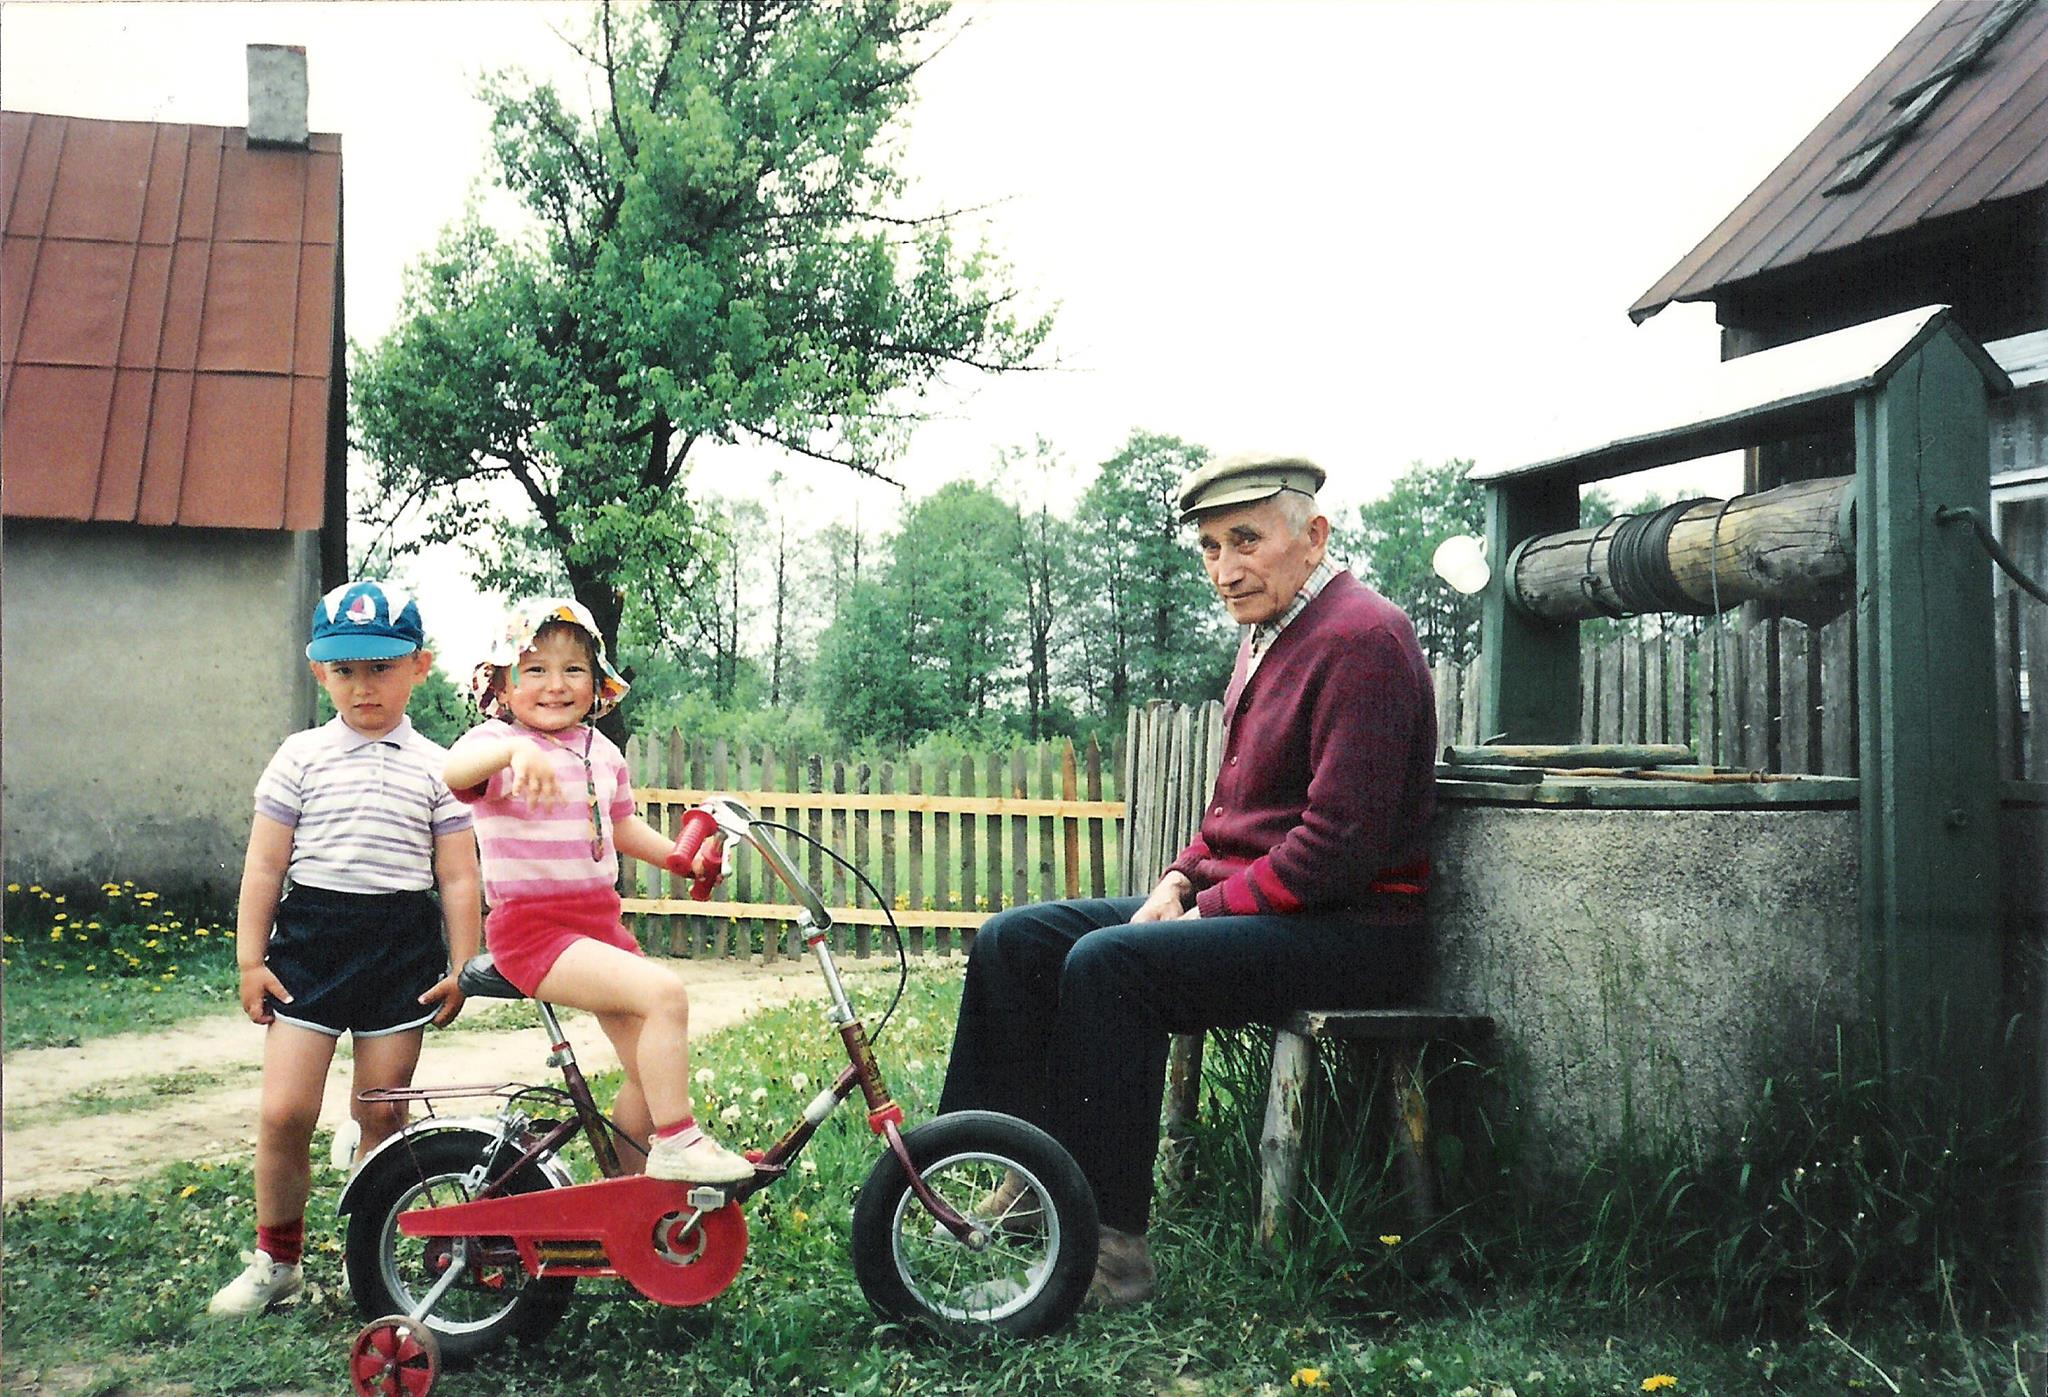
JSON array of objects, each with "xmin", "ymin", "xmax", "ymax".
[{"xmin": 697, "ymin": 797, "xmax": 833, "ymax": 933}]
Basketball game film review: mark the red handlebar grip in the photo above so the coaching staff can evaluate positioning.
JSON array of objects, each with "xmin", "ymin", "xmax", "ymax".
[
  {"xmin": 671, "ymin": 807, "xmax": 716, "ymax": 882},
  {"xmin": 690, "ymin": 845, "xmax": 723, "ymax": 902}
]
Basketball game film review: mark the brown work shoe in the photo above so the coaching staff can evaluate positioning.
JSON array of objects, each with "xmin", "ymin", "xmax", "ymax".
[
  {"xmin": 976, "ymin": 1168, "xmax": 1046, "ymax": 1235},
  {"xmin": 1082, "ymin": 1224, "xmax": 1157, "ymax": 1310}
]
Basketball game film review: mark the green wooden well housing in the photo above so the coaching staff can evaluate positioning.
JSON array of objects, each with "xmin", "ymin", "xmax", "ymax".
[{"xmin": 1470, "ymin": 304, "xmax": 2018, "ymax": 1089}]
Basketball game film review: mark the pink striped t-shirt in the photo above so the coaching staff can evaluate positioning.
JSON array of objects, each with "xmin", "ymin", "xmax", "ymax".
[{"xmin": 448, "ymin": 719, "xmax": 637, "ymax": 905}]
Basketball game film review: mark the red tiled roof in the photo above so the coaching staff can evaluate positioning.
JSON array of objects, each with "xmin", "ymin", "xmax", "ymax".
[
  {"xmin": 1631, "ymin": 0, "xmax": 2048, "ymax": 324},
  {"xmin": 1, "ymin": 111, "xmax": 342, "ymax": 528}
]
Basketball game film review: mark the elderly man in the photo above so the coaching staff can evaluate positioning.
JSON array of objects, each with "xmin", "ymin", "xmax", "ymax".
[{"xmin": 937, "ymin": 452, "xmax": 1438, "ymax": 1306}]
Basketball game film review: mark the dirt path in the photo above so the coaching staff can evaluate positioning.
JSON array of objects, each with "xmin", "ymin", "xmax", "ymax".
[{"xmin": 1, "ymin": 958, "xmax": 838, "ymax": 1199}]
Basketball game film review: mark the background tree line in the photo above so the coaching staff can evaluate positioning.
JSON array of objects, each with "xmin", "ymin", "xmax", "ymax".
[{"xmin": 347, "ymin": 1, "xmax": 1651, "ymax": 756}]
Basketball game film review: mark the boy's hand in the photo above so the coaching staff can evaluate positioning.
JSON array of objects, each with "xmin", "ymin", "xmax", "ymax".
[
  {"xmin": 419, "ymin": 974, "xmax": 466, "ymax": 1027},
  {"xmin": 504, "ymin": 741, "xmax": 561, "ymax": 805},
  {"xmin": 239, "ymin": 964, "xmax": 290, "ymax": 1024}
]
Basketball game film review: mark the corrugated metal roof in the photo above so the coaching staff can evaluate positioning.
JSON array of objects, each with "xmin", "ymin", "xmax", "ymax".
[
  {"xmin": 1, "ymin": 110, "xmax": 342, "ymax": 528},
  {"xmin": 1631, "ymin": 0, "xmax": 2048, "ymax": 324}
]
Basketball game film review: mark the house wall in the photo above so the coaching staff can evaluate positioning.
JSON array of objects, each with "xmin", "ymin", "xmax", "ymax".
[{"xmin": 2, "ymin": 520, "xmax": 320, "ymax": 896}]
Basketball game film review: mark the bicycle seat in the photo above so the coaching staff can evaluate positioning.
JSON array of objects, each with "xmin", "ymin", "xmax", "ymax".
[{"xmin": 457, "ymin": 953, "xmax": 527, "ymax": 1001}]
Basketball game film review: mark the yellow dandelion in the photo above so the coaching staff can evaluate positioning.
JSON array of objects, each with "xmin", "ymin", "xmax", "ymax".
[
  {"xmin": 1642, "ymin": 1377, "xmax": 1678, "ymax": 1393},
  {"xmin": 52, "ymin": 895, "xmax": 65, "ymax": 904},
  {"xmin": 5, "ymin": 883, "xmax": 18, "ymax": 893},
  {"xmin": 789, "ymin": 1208, "xmax": 809, "ymax": 1230},
  {"xmin": 29, "ymin": 884, "xmax": 42, "ymax": 893},
  {"xmin": 1379, "ymin": 1234, "xmax": 1402, "ymax": 1246},
  {"xmin": 85, "ymin": 964, "xmax": 97, "ymax": 972},
  {"xmin": 151, "ymin": 985, "xmax": 163, "ymax": 993},
  {"xmin": 179, "ymin": 1184, "xmax": 200, "ymax": 1199},
  {"xmin": 1290, "ymin": 1370, "xmax": 1329, "ymax": 1390},
  {"xmin": 49, "ymin": 928, "xmax": 63, "ymax": 941},
  {"xmin": 195, "ymin": 928, "xmax": 210, "ymax": 937},
  {"xmin": 123, "ymin": 880, "xmax": 135, "ymax": 888}
]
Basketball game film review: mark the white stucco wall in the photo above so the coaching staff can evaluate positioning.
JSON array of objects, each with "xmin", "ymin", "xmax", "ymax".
[{"xmin": 2, "ymin": 520, "xmax": 320, "ymax": 895}]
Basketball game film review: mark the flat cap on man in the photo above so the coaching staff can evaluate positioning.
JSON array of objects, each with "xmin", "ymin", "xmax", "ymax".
[{"xmin": 1175, "ymin": 453, "xmax": 1327, "ymax": 523}]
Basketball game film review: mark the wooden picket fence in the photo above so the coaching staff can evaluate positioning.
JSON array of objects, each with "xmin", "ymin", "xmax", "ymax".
[
  {"xmin": 620, "ymin": 736, "xmax": 1123, "ymax": 960},
  {"xmin": 1434, "ymin": 591, "xmax": 2048, "ymax": 779}
]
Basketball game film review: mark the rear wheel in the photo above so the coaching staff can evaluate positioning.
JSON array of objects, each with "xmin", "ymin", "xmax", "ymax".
[
  {"xmin": 343, "ymin": 1130, "xmax": 574, "ymax": 1362},
  {"xmin": 851, "ymin": 1111, "xmax": 1098, "ymax": 1338}
]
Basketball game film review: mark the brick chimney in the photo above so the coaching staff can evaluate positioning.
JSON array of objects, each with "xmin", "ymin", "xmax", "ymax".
[{"xmin": 246, "ymin": 44, "xmax": 309, "ymax": 148}]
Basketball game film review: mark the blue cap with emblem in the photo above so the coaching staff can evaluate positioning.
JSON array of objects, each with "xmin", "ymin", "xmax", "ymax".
[{"xmin": 306, "ymin": 581, "xmax": 427, "ymax": 661}]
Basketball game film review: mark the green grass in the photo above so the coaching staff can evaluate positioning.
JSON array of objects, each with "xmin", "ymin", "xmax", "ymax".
[
  {"xmin": 5, "ymin": 969, "xmax": 2040, "ymax": 1396},
  {"xmin": 2, "ymin": 879, "xmax": 239, "ymax": 1050}
]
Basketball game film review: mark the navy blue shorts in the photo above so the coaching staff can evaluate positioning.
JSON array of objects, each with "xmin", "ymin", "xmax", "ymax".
[{"xmin": 265, "ymin": 885, "xmax": 447, "ymax": 1039}]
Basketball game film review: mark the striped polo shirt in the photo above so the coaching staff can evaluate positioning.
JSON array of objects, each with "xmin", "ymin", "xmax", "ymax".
[
  {"xmin": 448, "ymin": 719, "xmax": 637, "ymax": 905},
  {"xmin": 255, "ymin": 717, "xmax": 473, "ymax": 894}
]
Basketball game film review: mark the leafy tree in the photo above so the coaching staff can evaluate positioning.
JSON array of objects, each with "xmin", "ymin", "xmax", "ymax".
[
  {"xmin": 888, "ymin": 480, "xmax": 1023, "ymax": 721},
  {"xmin": 810, "ymin": 579, "xmax": 943, "ymax": 746},
  {"xmin": 1338, "ymin": 458, "xmax": 1487, "ymax": 664},
  {"xmin": 352, "ymin": 0, "xmax": 1050, "ymax": 731},
  {"xmin": 995, "ymin": 440, "xmax": 1070, "ymax": 740},
  {"xmin": 1068, "ymin": 431, "xmax": 1230, "ymax": 713}
]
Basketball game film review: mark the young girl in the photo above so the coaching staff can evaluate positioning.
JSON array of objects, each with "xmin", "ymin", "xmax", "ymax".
[{"xmin": 445, "ymin": 599, "xmax": 750, "ymax": 1184}]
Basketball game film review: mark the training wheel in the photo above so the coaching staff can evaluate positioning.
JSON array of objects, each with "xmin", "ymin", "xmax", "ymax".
[{"xmin": 349, "ymin": 1314, "xmax": 440, "ymax": 1397}]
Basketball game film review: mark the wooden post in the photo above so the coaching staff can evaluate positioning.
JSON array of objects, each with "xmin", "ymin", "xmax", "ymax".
[
  {"xmin": 1480, "ymin": 476, "xmax": 1580, "ymax": 743},
  {"xmin": 1161, "ymin": 1032, "xmax": 1204, "ymax": 1200},
  {"xmin": 1085, "ymin": 736, "xmax": 1107, "ymax": 899},
  {"xmin": 1257, "ymin": 1027, "xmax": 1313, "ymax": 1251},
  {"xmin": 1061, "ymin": 740, "xmax": 1081, "ymax": 901},
  {"xmin": 1854, "ymin": 323, "xmax": 2002, "ymax": 1095},
  {"xmin": 712, "ymin": 737, "xmax": 730, "ymax": 959}
]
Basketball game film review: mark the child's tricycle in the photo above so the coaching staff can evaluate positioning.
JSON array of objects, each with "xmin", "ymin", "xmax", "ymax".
[{"xmin": 339, "ymin": 796, "xmax": 1099, "ymax": 1396}]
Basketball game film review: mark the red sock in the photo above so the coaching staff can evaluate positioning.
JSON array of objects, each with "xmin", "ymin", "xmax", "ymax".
[
  {"xmin": 653, "ymin": 1115, "xmax": 698, "ymax": 1140},
  {"xmin": 257, "ymin": 1218, "xmax": 304, "ymax": 1267}
]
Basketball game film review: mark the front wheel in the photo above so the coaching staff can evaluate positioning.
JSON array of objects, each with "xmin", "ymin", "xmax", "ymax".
[
  {"xmin": 343, "ymin": 1129, "xmax": 574, "ymax": 1363},
  {"xmin": 851, "ymin": 1111, "xmax": 1098, "ymax": 1338}
]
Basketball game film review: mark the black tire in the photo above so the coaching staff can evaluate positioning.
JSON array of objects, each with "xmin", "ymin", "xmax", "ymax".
[
  {"xmin": 851, "ymin": 1111, "xmax": 1098, "ymax": 1338},
  {"xmin": 343, "ymin": 1129, "xmax": 574, "ymax": 1363}
]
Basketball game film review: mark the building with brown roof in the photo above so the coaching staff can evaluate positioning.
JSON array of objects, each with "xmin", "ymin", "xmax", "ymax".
[
  {"xmin": 2, "ymin": 46, "xmax": 346, "ymax": 892},
  {"xmin": 1630, "ymin": 0, "xmax": 2046, "ymax": 563}
]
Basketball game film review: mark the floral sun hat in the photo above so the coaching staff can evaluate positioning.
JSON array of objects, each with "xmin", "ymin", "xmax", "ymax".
[{"xmin": 469, "ymin": 597, "xmax": 630, "ymax": 721}]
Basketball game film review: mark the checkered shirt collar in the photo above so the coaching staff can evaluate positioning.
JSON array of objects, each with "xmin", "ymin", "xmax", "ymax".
[{"xmin": 1249, "ymin": 557, "xmax": 1338, "ymax": 657}]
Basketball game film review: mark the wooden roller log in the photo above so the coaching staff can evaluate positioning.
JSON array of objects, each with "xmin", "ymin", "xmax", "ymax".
[{"xmin": 1508, "ymin": 474, "xmax": 1854, "ymax": 623}]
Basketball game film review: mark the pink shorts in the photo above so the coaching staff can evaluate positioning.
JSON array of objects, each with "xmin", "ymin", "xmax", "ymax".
[{"xmin": 486, "ymin": 889, "xmax": 643, "ymax": 997}]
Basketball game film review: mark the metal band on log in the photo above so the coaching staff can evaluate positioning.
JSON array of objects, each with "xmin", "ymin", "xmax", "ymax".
[{"xmin": 1507, "ymin": 474, "xmax": 1855, "ymax": 623}]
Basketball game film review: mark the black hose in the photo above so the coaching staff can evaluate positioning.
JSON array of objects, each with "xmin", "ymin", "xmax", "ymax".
[{"xmin": 1935, "ymin": 506, "xmax": 2048, "ymax": 606}]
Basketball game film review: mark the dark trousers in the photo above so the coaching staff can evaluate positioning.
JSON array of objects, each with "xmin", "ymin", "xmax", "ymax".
[{"xmin": 937, "ymin": 896, "xmax": 1424, "ymax": 1233}]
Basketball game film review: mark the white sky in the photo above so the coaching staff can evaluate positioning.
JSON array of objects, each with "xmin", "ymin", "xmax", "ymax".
[{"xmin": 0, "ymin": 0, "xmax": 1929, "ymax": 670}]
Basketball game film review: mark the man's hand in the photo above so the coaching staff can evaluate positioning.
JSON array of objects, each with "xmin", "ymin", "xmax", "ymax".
[
  {"xmin": 1130, "ymin": 872, "xmax": 1193, "ymax": 923},
  {"xmin": 419, "ymin": 974, "xmax": 466, "ymax": 1027},
  {"xmin": 239, "ymin": 963, "xmax": 290, "ymax": 1024}
]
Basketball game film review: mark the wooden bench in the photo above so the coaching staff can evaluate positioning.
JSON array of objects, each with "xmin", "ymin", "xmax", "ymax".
[{"xmin": 1164, "ymin": 1009, "xmax": 1495, "ymax": 1248}]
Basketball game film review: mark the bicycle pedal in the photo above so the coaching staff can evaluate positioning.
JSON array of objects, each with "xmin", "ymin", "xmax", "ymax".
[{"xmin": 686, "ymin": 1186, "xmax": 729, "ymax": 1211}]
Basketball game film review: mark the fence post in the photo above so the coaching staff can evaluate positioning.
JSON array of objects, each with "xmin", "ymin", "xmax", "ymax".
[{"xmin": 1086, "ymin": 735, "xmax": 1107, "ymax": 899}]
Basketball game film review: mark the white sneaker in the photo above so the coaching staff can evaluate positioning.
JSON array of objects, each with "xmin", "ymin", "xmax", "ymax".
[
  {"xmin": 328, "ymin": 1119, "xmax": 361, "ymax": 1171},
  {"xmin": 205, "ymin": 1249, "xmax": 304, "ymax": 1317},
  {"xmin": 645, "ymin": 1130, "xmax": 754, "ymax": 1184}
]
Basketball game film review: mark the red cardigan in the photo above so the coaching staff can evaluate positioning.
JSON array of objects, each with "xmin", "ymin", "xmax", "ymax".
[{"xmin": 1167, "ymin": 571, "xmax": 1436, "ymax": 922}]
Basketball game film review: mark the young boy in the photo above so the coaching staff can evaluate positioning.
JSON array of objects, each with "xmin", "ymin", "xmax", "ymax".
[{"xmin": 206, "ymin": 580, "xmax": 482, "ymax": 1318}]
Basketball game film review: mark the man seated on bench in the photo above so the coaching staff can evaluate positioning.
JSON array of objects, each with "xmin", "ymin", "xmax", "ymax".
[{"xmin": 938, "ymin": 451, "xmax": 1438, "ymax": 1307}]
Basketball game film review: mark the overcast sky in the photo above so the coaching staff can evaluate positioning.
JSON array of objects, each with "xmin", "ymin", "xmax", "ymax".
[{"xmin": 1, "ymin": 0, "xmax": 1929, "ymax": 667}]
